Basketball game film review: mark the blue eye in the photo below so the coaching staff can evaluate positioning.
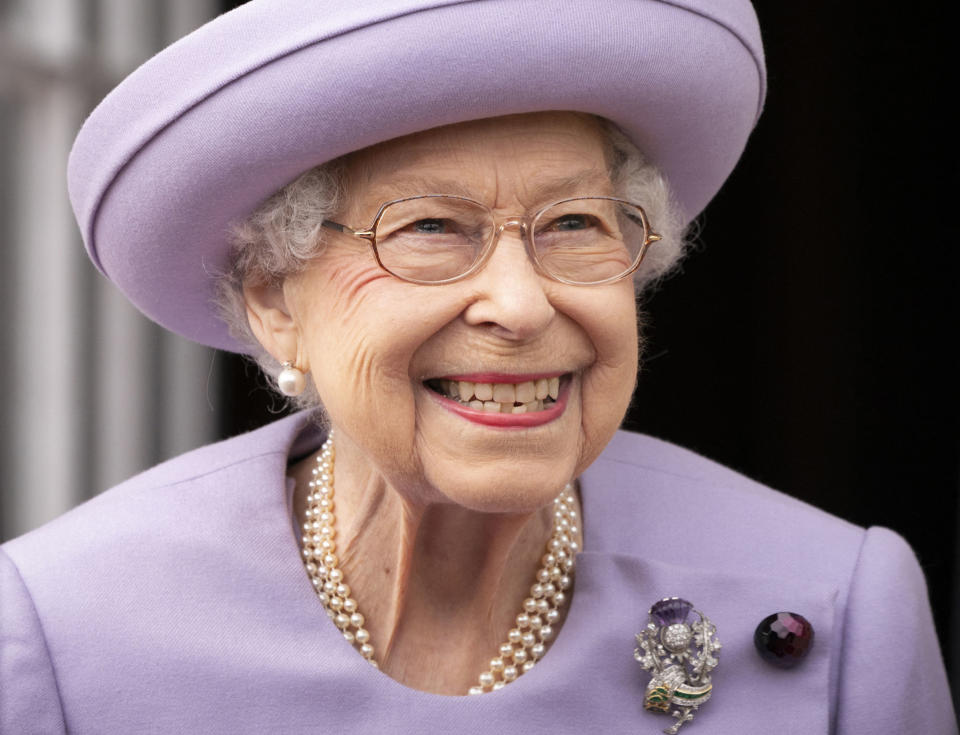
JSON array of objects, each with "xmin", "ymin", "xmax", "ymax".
[
  {"xmin": 413, "ymin": 219, "xmax": 446, "ymax": 234},
  {"xmin": 554, "ymin": 214, "xmax": 591, "ymax": 231}
]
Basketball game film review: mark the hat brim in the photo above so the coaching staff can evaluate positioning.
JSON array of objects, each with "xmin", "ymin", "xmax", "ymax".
[{"xmin": 68, "ymin": 0, "xmax": 765, "ymax": 353}]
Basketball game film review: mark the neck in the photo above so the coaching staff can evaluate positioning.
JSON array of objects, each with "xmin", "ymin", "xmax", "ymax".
[{"xmin": 291, "ymin": 431, "xmax": 578, "ymax": 695}]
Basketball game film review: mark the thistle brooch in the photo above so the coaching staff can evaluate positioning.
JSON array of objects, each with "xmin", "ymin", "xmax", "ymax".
[{"xmin": 634, "ymin": 597, "xmax": 721, "ymax": 733}]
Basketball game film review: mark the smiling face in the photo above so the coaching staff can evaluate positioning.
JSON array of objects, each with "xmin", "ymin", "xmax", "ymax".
[{"xmin": 276, "ymin": 112, "xmax": 639, "ymax": 512}]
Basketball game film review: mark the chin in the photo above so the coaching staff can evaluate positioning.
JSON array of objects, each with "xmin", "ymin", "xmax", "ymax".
[{"xmin": 421, "ymin": 455, "xmax": 580, "ymax": 515}]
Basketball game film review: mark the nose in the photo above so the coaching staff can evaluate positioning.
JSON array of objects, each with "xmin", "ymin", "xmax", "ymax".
[{"xmin": 461, "ymin": 221, "xmax": 555, "ymax": 340}]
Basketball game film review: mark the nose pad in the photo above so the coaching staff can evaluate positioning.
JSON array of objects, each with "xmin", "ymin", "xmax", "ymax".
[
  {"xmin": 491, "ymin": 219, "xmax": 536, "ymax": 270},
  {"xmin": 496, "ymin": 219, "xmax": 527, "ymax": 238}
]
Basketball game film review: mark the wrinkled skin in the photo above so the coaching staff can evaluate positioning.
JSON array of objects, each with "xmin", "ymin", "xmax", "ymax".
[{"xmin": 244, "ymin": 112, "xmax": 639, "ymax": 694}]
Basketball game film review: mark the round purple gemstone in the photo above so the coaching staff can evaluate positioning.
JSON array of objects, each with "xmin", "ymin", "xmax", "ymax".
[
  {"xmin": 650, "ymin": 597, "xmax": 694, "ymax": 627},
  {"xmin": 754, "ymin": 612, "xmax": 814, "ymax": 668}
]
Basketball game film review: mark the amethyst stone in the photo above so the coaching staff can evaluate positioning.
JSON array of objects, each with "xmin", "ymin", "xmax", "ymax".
[
  {"xmin": 754, "ymin": 612, "xmax": 814, "ymax": 668},
  {"xmin": 650, "ymin": 597, "xmax": 694, "ymax": 626}
]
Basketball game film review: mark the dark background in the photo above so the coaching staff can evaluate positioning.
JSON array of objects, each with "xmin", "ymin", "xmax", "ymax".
[{"xmin": 218, "ymin": 0, "xmax": 959, "ymax": 700}]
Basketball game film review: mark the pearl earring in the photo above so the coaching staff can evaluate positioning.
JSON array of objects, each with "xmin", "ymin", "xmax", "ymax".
[{"xmin": 277, "ymin": 361, "xmax": 306, "ymax": 397}]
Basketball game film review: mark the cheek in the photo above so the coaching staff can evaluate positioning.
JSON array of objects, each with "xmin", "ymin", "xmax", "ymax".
[
  {"xmin": 311, "ymin": 257, "xmax": 393, "ymax": 334},
  {"xmin": 296, "ymin": 260, "xmax": 410, "ymax": 425},
  {"xmin": 575, "ymin": 289, "xmax": 639, "ymax": 470},
  {"xmin": 294, "ymin": 257, "xmax": 467, "ymax": 464}
]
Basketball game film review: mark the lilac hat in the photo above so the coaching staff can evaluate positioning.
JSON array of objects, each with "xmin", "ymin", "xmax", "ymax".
[{"xmin": 67, "ymin": 0, "xmax": 765, "ymax": 353}]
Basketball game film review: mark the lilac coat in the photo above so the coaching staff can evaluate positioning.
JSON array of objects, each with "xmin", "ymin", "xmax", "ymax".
[{"xmin": 1, "ymin": 413, "xmax": 955, "ymax": 733}]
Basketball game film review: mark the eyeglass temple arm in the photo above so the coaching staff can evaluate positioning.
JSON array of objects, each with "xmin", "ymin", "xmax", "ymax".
[
  {"xmin": 621, "ymin": 210, "xmax": 663, "ymax": 244},
  {"xmin": 321, "ymin": 220, "xmax": 375, "ymax": 241}
]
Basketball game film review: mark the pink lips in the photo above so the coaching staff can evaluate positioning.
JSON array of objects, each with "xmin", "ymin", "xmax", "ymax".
[{"xmin": 427, "ymin": 374, "xmax": 571, "ymax": 428}]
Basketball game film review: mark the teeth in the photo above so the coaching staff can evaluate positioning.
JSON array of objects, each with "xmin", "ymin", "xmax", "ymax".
[
  {"xmin": 515, "ymin": 381, "xmax": 536, "ymax": 403},
  {"xmin": 432, "ymin": 376, "xmax": 563, "ymax": 413},
  {"xmin": 474, "ymin": 382, "xmax": 494, "ymax": 401}
]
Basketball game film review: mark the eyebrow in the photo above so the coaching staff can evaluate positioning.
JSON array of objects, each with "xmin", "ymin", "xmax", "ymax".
[{"xmin": 368, "ymin": 169, "xmax": 614, "ymax": 205}]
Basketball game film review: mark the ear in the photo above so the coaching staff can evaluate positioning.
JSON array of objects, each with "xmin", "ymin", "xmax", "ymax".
[{"xmin": 242, "ymin": 280, "xmax": 302, "ymax": 367}]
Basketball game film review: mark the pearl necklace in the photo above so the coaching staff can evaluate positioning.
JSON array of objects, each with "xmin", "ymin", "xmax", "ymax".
[{"xmin": 300, "ymin": 432, "xmax": 580, "ymax": 695}]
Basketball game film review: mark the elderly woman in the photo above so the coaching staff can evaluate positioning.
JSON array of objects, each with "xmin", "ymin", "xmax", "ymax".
[{"xmin": 1, "ymin": 1, "xmax": 955, "ymax": 733}]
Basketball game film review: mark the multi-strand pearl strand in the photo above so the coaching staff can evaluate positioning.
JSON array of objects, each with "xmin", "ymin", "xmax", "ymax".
[
  {"xmin": 299, "ymin": 431, "xmax": 580, "ymax": 694},
  {"xmin": 467, "ymin": 483, "xmax": 579, "ymax": 695},
  {"xmin": 301, "ymin": 435, "xmax": 378, "ymax": 666}
]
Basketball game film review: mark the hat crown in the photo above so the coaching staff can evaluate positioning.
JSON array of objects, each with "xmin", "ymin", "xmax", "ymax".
[{"xmin": 68, "ymin": 0, "xmax": 764, "ymax": 352}]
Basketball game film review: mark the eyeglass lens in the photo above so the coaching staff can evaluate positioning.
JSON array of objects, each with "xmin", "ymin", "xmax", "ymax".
[{"xmin": 372, "ymin": 196, "xmax": 648, "ymax": 283}]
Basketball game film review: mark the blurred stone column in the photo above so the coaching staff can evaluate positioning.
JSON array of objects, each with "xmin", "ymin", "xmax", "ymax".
[{"xmin": 0, "ymin": 0, "xmax": 220, "ymax": 541}]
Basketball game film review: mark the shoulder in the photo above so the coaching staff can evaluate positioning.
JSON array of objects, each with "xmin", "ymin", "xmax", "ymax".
[
  {"xmin": 583, "ymin": 429, "xmax": 867, "ymax": 586},
  {"xmin": 0, "ymin": 548, "xmax": 67, "ymax": 733},
  {"xmin": 2, "ymin": 411, "xmax": 317, "ymax": 589},
  {"xmin": 583, "ymin": 431, "xmax": 955, "ymax": 730},
  {"xmin": 0, "ymin": 411, "xmax": 332, "ymax": 733}
]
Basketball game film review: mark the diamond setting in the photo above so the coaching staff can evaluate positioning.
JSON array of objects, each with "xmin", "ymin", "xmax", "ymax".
[
  {"xmin": 635, "ymin": 598, "xmax": 720, "ymax": 734},
  {"xmin": 662, "ymin": 623, "xmax": 694, "ymax": 653}
]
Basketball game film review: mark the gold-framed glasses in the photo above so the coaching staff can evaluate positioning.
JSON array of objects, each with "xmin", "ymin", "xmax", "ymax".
[{"xmin": 320, "ymin": 195, "xmax": 662, "ymax": 286}]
